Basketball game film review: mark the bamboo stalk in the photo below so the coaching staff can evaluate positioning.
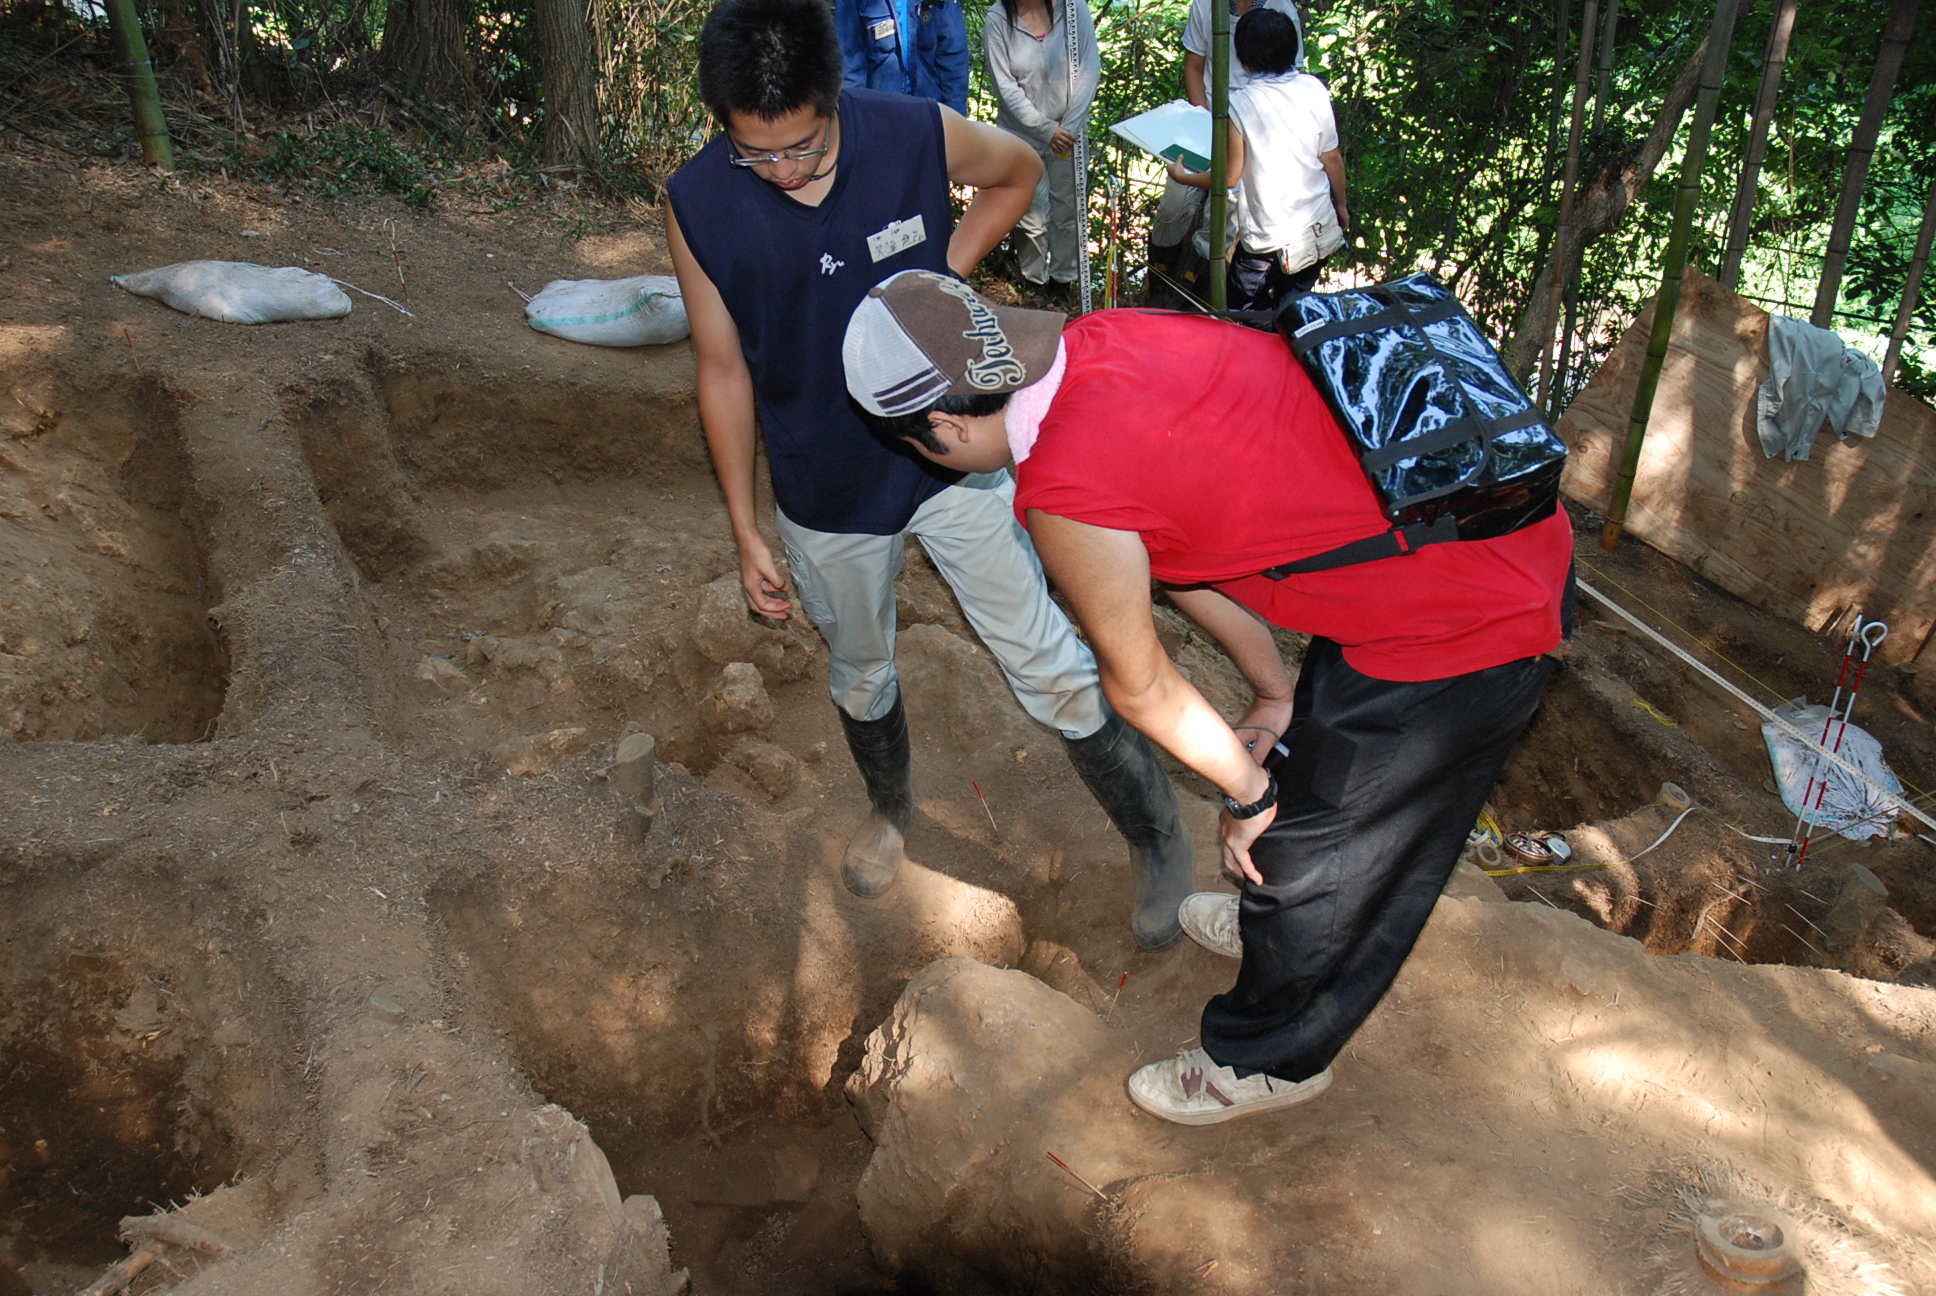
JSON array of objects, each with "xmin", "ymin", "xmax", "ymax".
[
  {"xmin": 1718, "ymin": 0, "xmax": 1796, "ymax": 287},
  {"xmin": 1601, "ymin": 0, "xmax": 1741, "ymax": 553},
  {"xmin": 1881, "ymin": 174, "xmax": 1936, "ymax": 385},
  {"xmin": 1590, "ymin": 0, "xmax": 1620, "ymax": 134},
  {"xmin": 103, "ymin": 0, "xmax": 174, "ymax": 168},
  {"xmin": 1546, "ymin": 0, "xmax": 1575, "ymax": 202},
  {"xmin": 1539, "ymin": 0, "xmax": 1598, "ymax": 411},
  {"xmin": 1554, "ymin": 0, "xmax": 1621, "ymax": 412},
  {"xmin": 1811, "ymin": 0, "xmax": 1920, "ymax": 328}
]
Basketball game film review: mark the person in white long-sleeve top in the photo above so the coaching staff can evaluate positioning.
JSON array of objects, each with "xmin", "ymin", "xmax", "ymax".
[{"xmin": 983, "ymin": 0, "xmax": 1099, "ymax": 300}]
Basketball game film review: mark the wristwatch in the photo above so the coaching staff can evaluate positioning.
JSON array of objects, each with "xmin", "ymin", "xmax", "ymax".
[{"xmin": 1222, "ymin": 770, "xmax": 1277, "ymax": 820}]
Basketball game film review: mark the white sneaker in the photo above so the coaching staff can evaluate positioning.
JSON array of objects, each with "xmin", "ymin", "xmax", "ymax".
[
  {"xmin": 1178, "ymin": 892, "xmax": 1242, "ymax": 958},
  {"xmin": 1126, "ymin": 1046, "xmax": 1333, "ymax": 1125}
]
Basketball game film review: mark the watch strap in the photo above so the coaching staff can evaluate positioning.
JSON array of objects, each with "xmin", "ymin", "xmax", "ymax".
[{"xmin": 1222, "ymin": 770, "xmax": 1278, "ymax": 820}]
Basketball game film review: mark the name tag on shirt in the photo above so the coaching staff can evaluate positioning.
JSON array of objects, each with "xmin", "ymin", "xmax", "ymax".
[
  {"xmin": 869, "ymin": 17, "xmax": 896, "ymax": 39},
  {"xmin": 867, "ymin": 215, "xmax": 928, "ymax": 263}
]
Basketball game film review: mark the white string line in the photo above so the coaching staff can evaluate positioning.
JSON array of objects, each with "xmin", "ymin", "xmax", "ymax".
[
  {"xmin": 1575, "ymin": 575, "xmax": 1935, "ymax": 836},
  {"xmin": 326, "ymin": 276, "xmax": 414, "ymax": 317}
]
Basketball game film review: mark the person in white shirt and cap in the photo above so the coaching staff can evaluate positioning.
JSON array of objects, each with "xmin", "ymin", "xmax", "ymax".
[
  {"xmin": 1181, "ymin": 0, "xmax": 1303, "ymax": 107},
  {"xmin": 1167, "ymin": 6, "xmax": 1348, "ymax": 310},
  {"xmin": 1148, "ymin": 0, "xmax": 1307, "ymax": 293}
]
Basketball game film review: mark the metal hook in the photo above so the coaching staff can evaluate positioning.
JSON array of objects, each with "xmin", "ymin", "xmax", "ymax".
[{"xmin": 1857, "ymin": 618, "xmax": 1889, "ymax": 657}]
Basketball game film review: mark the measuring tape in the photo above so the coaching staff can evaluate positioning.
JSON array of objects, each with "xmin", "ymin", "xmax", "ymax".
[{"xmin": 1064, "ymin": 0, "xmax": 1091, "ymax": 312}]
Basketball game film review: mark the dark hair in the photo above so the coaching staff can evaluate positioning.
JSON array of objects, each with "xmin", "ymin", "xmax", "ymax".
[
  {"xmin": 1235, "ymin": 8, "xmax": 1299, "ymax": 76},
  {"xmin": 698, "ymin": 0, "xmax": 842, "ymax": 125},
  {"xmin": 865, "ymin": 392, "xmax": 1011, "ymax": 456}
]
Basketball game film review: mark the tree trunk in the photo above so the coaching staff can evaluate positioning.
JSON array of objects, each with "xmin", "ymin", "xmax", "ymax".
[
  {"xmin": 378, "ymin": 0, "xmax": 477, "ymax": 104},
  {"xmin": 1503, "ymin": 33, "xmax": 1709, "ymax": 381},
  {"xmin": 1603, "ymin": 0, "xmax": 1742, "ymax": 552},
  {"xmin": 1811, "ymin": 0, "xmax": 1920, "ymax": 328},
  {"xmin": 535, "ymin": 0, "xmax": 600, "ymax": 168},
  {"xmin": 1537, "ymin": 0, "xmax": 1597, "ymax": 408},
  {"xmin": 1718, "ymin": 0, "xmax": 1795, "ymax": 287},
  {"xmin": 1881, "ymin": 174, "xmax": 1936, "ymax": 385},
  {"xmin": 235, "ymin": 0, "xmax": 275, "ymax": 104}
]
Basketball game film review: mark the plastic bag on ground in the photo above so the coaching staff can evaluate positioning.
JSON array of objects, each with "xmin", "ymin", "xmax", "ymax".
[
  {"xmin": 524, "ymin": 275, "xmax": 689, "ymax": 347},
  {"xmin": 111, "ymin": 261, "xmax": 352, "ymax": 324},
  {"xmin": 1760, "ymin": 701, "xmax": 1903, "ymax": 841}
]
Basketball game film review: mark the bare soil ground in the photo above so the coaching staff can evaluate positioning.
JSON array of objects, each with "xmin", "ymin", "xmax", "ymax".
[{"xmin": 3, "ymin": 138, "xmax": 1934, "ymax": 1296}]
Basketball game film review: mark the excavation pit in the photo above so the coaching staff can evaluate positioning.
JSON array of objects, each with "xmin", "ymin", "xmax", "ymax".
[
  {"xmin": 431, "ymin": 755, "xmax": 1031, "ymax": 1294},
  {"xmin": 1, "ymin": 374, "xmax": 226, "ymax": 743},
  {"xmin": 0, "ymin": 898, "xmax": 281, "ymax": 1295}
]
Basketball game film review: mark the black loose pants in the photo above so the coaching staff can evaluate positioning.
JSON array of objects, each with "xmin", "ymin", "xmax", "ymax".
[{"xmin": 1201, "ymin": 637, "xmax": 1553, "ymax": 1082}]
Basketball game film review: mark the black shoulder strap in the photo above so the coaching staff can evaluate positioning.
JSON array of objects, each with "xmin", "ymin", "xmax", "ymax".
[{"xmin": 1258, "ymin": 514, "xmax": 1460, "ymax": 579}]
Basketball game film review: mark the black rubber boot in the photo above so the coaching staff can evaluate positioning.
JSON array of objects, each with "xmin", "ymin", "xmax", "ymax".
[
  {"xmin": 1063, "ymin": 710, "xmax": 1195, "ymax": 950},
  {"xmin": 836, "ymin": 692, "xmax": 915, "ymax": 899}
]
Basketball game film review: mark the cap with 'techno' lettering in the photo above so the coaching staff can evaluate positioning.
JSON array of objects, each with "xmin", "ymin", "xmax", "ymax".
[{"xmin": 842, "ymin": 270, "xmax": 1066, "ymax": 418}]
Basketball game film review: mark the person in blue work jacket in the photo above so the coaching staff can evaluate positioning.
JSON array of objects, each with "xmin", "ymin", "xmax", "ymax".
[{"xmin": 835, "ymin": 0, "xmax": 969, "ymax": 114}]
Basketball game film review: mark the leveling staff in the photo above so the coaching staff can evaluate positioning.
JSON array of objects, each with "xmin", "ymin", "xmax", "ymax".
[
  {"xmin": 664, "ymin": 0, "xmax": 1197, "ymax": 949},
  {"xmin": 841, "ymin": 269, "xmax": 1571, "ymax": 1124}
]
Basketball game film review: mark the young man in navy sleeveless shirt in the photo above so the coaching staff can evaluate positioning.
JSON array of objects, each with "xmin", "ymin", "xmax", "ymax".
[{"xmin": 665, "ymin": 0, "xmax": 1196, "ymax": 949}]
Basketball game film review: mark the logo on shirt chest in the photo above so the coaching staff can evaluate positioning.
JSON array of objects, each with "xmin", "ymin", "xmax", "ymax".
[{"xmin": 819, "ymin": 253, "xmax": 846, "ymax": 276}]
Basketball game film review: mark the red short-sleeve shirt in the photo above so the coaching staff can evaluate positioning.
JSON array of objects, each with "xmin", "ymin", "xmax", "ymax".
[{"xmin": 1013, "ymin": 310, "xmax": 1572, "ymax": 682}]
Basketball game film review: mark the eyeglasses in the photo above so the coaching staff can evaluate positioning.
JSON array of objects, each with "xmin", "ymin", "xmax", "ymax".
[{"xmin": 727, "ymin": 114, "xmax": 835, "ymax": 169}]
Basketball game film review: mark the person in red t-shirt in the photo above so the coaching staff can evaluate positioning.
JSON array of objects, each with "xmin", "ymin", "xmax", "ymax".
[{"xmin": 840, "ymin": 269, "xmax": 1572, "ymax": 1125}]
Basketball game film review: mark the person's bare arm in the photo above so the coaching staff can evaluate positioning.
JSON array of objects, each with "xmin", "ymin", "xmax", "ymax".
[
  {"xmin": 665, "ymin": 202, "xmax": 793, "ymax": 620},
  {"xmin": 1027, "ymin": 511, "xmax": 1275, "ymax": 880},
  {"xmin": 1166, "ymin": 119, "xmax": 1247, "ymax": 190},
  {"xmin": 1183, "ymin": 50, "xmax": 1208, "ymax": 107},
  {"xmin": 1321, "ymin": 146, "xmax": 1350, "ymax": 231},
  {"xmin": 940, "ymin": 106, "xmax": 1044, "ymax": 276},
  {"xmin": 1163, "ymin": 585, "xmax": 1293, "ymax": 762}
]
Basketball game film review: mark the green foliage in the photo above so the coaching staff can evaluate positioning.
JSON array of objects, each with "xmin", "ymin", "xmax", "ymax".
[
  {"xmin": 1307, "ymin": 0, "xmax": 1935, "ymax": 404},
  {"xmin": 1085, "ymin": 0, "xmax": 1188, "ymax": 144},
  {"xmin": 255, "ymin": 123, "xmax": 435, "ymax": 205},
  {"xmin": 597, "ymin": 0, "xmax": 711, "ymax": 190},
  {"xmin": 25, "ymin": 0, "xmax": 1933, "ymax": 395}
]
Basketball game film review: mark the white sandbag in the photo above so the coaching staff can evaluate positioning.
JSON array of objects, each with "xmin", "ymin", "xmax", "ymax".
[
  {"xmin": 111, "ymin": 261, "xmax": 352, "ymax": 324},
  {"xmin": 1761, "ymin": 701, "xmax": 1903, "ymax": 841},
  {"xmin": 524, "ymin": 275, "xmax": 689, "ymax": 347}
]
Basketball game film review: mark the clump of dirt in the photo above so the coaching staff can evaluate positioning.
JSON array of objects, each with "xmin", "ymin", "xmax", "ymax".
[{"xmin": 3, "ymin": 139, "xmax": 1933, "ymax": 1296}]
